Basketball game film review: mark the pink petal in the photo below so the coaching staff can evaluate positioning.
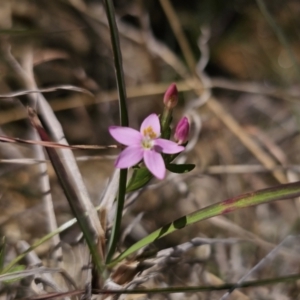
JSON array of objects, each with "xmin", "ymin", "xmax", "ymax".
[
  {"xmin": 155, "ymin": 138, "xmax": 184, "ymax": 154},
  {"xmin": 115, "ymin": 146, "xmax": 144, "ymax": 168},
  {"xmin": 109, "ymin": 126, "xmax": 142, "ymax": 146},
  {"xmin": 144, "ymin": 150, "xmax": 165, "ymax": 180},
  {"xmin": 140, "ymin": 114, "xmax": 161, "ymax": 137}
]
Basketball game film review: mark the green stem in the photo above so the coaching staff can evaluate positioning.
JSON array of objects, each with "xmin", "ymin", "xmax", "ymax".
[
  {"xmin": 105, "ymin": 169, "xmax": 127, "ymax": 263},
  {"xmin": 103, "ymin": 0, "xmax": 129, "ymax": 263},
  {"xmin": 103, "ymin": 0, "xmax": 128, "ymax": 127},
  {"xmin": 160, "ymin": 107, "xmax": 173, "ymax": 139}
]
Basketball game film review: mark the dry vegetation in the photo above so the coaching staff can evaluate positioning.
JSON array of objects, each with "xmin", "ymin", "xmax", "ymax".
[{"xmin": 1, "ymin": 0, "xmax": 300, "ymax": 299}]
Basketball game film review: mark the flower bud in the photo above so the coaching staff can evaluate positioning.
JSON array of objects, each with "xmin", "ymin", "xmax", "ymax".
[
  {"xmin": 163, "ymin": 83, "xmax": 178, "ymax": 109},
  {"xmin": 174, "ymin": 117, "xmax": 189, "ymax": 144}
]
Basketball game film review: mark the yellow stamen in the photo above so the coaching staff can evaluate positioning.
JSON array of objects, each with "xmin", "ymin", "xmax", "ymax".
[{"xmin": 143, "ymin": 126, "xmax": 157, "ymax": 139}]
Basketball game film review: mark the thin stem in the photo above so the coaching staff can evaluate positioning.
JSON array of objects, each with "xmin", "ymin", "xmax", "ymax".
[
  {"xmin": 105, "ymin": 169, "xmax": 127, "ymax": 263},
  {"xmin": 103, "ymin": 0, "xmax": 128, "ymax": 127},
  {"xmin": 103, "ymin": 0, "xmax": 129, "ymax": 263},
  {"xmin": 160, "ymin": 107, "xmax": 173, "ymax": 139}
]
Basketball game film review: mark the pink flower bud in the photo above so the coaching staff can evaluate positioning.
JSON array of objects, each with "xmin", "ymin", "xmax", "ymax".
[
  {"xmin": 163, "ymin": 83, "xmax": 178, "ymax": 109},
  {"xmin": 174, "ymin": 117, "xmax": 189, "ymax": 144}
]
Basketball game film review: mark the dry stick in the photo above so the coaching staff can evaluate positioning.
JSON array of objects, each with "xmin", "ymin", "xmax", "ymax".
[
  {"xmin": 1, "ymin": 45, "xmax": 105, "ymax": 263},
  {"xmin": 159, "ymin": 0, "xmax": 287, "ymax": 184}
]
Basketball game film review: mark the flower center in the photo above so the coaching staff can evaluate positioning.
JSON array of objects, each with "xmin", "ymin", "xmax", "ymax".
[
  {"xmin": 142, "ymin": 126, "xmax": 157, "ymax": 149},
  {"xmin": 142, "ymin": 139, "xmax": 153, "ymax": 149}
]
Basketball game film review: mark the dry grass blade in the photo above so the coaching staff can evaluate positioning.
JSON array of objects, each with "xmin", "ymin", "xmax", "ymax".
[
  {"xmin": 0, "ymin": 134, "xmax": 118, "ymax": 150},
  {"xmin": 0, "ymin": 85, "xmax": 93, "ymax": 99},
  {"xmin": 0, "ymin": 155, "xmax": 116, "ymax": 165},
  {"xmin": 0, "ymin": 268, "xmax": 62, "ymax": 283}
]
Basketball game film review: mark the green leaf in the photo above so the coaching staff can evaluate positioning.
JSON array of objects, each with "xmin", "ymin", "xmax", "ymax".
[
  {"xmin": 126, "ymin": 167, "xmax": 153, "ymax": 192},
  {"xmin": 166, "ymin": 163, "xmax": 195, "ymax": 174},
  {"xmin": 108, "ymin": 180, "xmax": 300, "ymax": 266},
  {"xmin": 166, "ymin": 141, "xmax": 188, "ymax": 163}
]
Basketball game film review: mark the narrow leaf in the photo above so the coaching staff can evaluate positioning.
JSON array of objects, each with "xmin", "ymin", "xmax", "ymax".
[
  {"xmin": 109, "ymin": 180, "xmax": 300, "ymax": 266},
  {"xmin": 166, "ymin": 163, "xmax": 195, "ymax": 174}
]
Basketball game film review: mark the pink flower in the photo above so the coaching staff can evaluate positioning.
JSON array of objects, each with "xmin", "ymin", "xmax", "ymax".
[
  {"xmin": 163, "ymin": 83, "xmax": 178, "ymax": 109},
  {"xmin": 174, "ymin": 117, "xmax": 189, "ymax": 144},
  {"xmin": 109, "ymin": 114, "xmax": 184, "ymax": 180}
]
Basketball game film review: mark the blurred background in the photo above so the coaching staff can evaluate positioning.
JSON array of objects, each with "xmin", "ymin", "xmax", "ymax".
[{"xmin": 1, "ymin": 0, "xmax": 300, "ymax": 298}]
